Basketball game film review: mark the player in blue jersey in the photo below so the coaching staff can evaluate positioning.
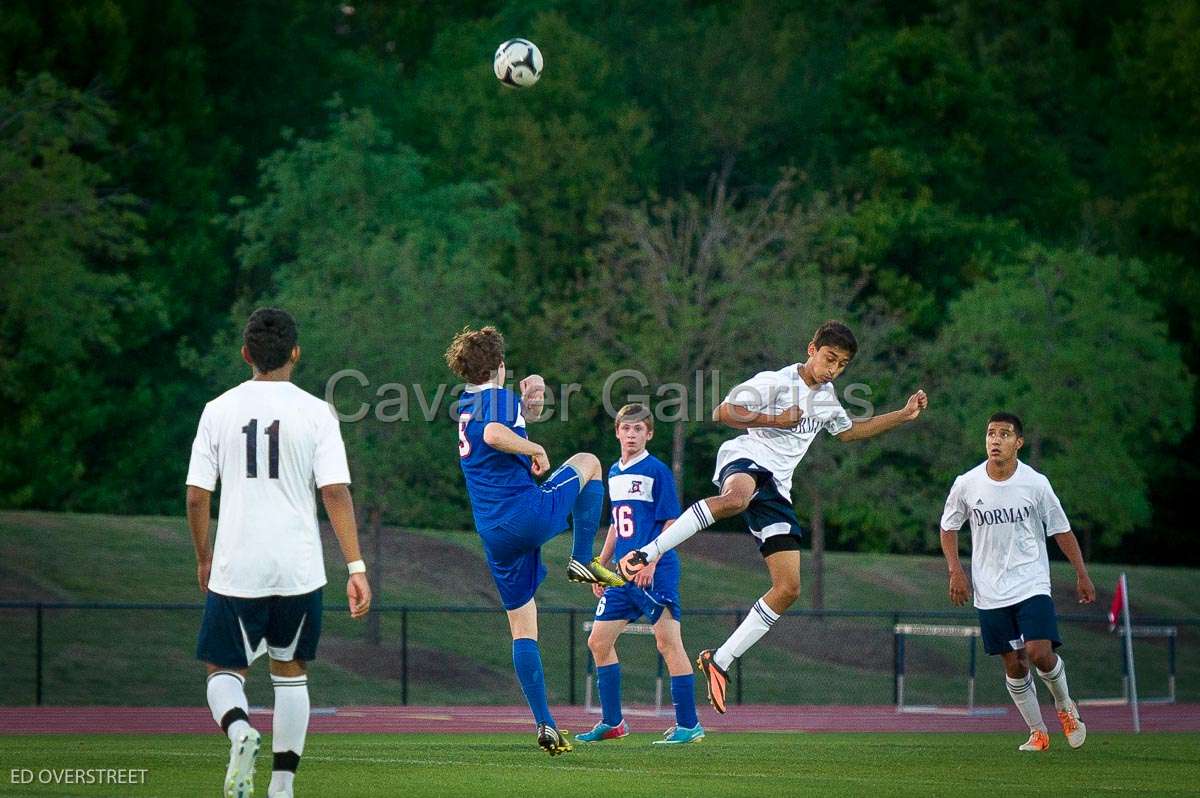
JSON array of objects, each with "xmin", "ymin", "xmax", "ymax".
[
  {"xmin": 445, "ymin": 326, "xmax": 625, "ymax": 756},
  {"xmin": 576, "ymin": 404, "xmax": 704, "ymax": 745}
]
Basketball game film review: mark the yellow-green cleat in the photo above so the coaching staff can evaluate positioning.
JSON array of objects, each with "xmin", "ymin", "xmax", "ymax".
[
  {"xmin": 537, "ymin": 724, "xmax": 573, "ymax": 756},
  {"xmin": 567, "ymin": 557, "xmax": 625, "ymax": 588}
]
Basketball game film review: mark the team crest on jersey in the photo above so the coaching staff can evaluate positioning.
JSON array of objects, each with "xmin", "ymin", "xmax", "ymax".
[{"xmin": 630, "ymin": 480, "xmax": 643, "ymax": 495}]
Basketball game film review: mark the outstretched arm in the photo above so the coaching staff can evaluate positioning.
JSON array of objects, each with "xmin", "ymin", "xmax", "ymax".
[
  {"xmin": 712, "ymin": 402, "xmax": 804, "ymax": 430},
  {"xmin": 320, "ymin": 483, "xmax": 372, "ymax": 619},
  {"xmin": 838, "ymin": 390, "xmax": 928, "ymax": 442},
  {"xmin": 1053, "ymin": 531, "xmax": 1096, "ymax": 604},
  {"xmin": 186, "ymin": 486, "xmax": 213, "ymax": 593}
]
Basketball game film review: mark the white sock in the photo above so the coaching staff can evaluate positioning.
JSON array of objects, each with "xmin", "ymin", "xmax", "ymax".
[
  {"xmin": 207, "ymin": 671, "xmax": 253, "ymax": 742},
  {"xmin": 1005, "ymin": 674, "xmax": 1047, "ymax": 732},
  {"xmin": 1036, "ymin": 656, "xmax": 1073, "ymax": 710},
  {"xmin": 714, "ymin": 597, "xmax": 779, "ymax": 671},
  {"xmin": 645, "ymin": 501, "xmax": 715, "ymax": 561},
  {"xmin": 270, "ymin": 673, "xmax": 310, "ymax": 795}
]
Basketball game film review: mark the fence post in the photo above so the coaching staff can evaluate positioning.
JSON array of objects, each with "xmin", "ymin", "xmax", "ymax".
[
  {"xmin": 891, "ymin": 613, "xmax": 899, "ymax": 705},
  {"xmin": 568, "ymin": 609, "xmax": 578, "ymax": 705},
  {"xmin": 35, "ymin": 603, "xmax": 44, "ymax": 707},
  {"xmin": 400, "ymin": 608, "xmax": 409, "ymax": 706},
  {"xmin": 734, "ymin": 610, "xmax": 744, "ymax": 705}
]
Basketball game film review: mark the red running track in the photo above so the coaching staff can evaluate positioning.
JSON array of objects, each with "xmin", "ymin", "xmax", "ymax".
[{"xmin": 1, "ymin": 703, "xmax": 1197, "ymax": 735}]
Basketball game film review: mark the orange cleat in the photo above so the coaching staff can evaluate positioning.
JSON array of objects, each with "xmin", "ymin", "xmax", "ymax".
[
  {"xmin": 696, "ymin": 649, "xmax": 730, "ymax": 714},
  {"xmin": 1057, "ymin": 702, "xmax": 1087, "ymax": 749},
  {"xmin": 1018, "ymin": 729, "xmax": 1051, "ymax": 752}
]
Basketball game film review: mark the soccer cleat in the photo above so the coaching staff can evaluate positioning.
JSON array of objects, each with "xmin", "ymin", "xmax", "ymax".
[
  {"xmin": 575, "ymin": 719, "xmax": 629, "ymax": 742},
  {"xmin": 1057, "ymin": 701, "xmax": 1087, "ymax": 748},
  {"xmin": 536, "ymin": 724, "xmax": 573, "ymax": 756},
  {"xmin": 223, "ymin": 726, "xmax": 261, "ymax": 798},
  {"xmin": 268, "ymin": 793, "xmax": 292, "ymax": 798},
  {"xmin": 652, "ymin": 723, "xmax": 705, "ymax": 745},
  {"xmin": 617, "ymin": 549, "xmax": 650, "ymax": 581},
  {"xmin": 1018, "ymin": 729, "xmax": 1051, "ymax": 752},
  {"xmin": 696, "ymin": 649, "xmax": 730, "ymax": 714},
  {"xmin": 567, "ymin": 557, "xmax": 625, "ymax": 588}
]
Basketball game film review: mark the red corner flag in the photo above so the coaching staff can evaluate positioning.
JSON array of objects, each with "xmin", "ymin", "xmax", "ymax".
[{"xmin": 1108, "ymin": 576, "xmax": 1125, "ymax": 630}]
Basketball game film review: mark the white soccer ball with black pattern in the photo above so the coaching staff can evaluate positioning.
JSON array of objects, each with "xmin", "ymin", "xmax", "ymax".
[{"xmin": 493, "ymin": 38, "xmax": 543, "ymax": 87}]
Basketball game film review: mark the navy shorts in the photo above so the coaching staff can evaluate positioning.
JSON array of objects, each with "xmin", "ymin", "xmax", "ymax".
[
  {"xmin": 977, "ymin": 594, "xmax": 1062, "ymax": 656},
  {"xmin": 196, "ymin": 587, "xmax": 323, "ymax": 668},
  {"xmin": 717, "ymin": 458, "xmax": 804, "ymax": 556},
  {"xmin": 479, "ymin": 464, "xmax": 583, "ymax": 610},
  {"xmin": 595, "ymin": 559, "xmax": 681, "ymax": 624}
]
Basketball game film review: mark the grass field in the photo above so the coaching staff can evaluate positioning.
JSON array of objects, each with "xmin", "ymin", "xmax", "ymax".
[
  {"xmin": 1, "ymin": 511, "xmax": 1197, "ymax": 708},
  {"xmin": 1, "ymin": 732, "xmax": 1198, "ymax": 797}
]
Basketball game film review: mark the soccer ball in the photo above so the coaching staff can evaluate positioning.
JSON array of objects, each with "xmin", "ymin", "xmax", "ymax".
[{"xmin": 493, "ymin": 38, "xmax": 543, "ymax": 88}]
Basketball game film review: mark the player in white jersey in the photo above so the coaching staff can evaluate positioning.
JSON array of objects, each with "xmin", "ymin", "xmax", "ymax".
[
  {"xmin": 186, "ymin": 308, "xmax": 372, "ymax": 798},
  {"xmin": 618, "ymin": 321, "xmax": 929, "ymax": 712},
  {"xmin": 940, "ymin": 412, "xmax": 1095, "ymax": 752}
]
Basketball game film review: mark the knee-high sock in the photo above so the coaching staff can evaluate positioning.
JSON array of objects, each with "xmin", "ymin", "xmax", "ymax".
[
  {"xmin": 644, "ymin": 501, "xmax": 715, "ymax": 562},
  {"xmin": 714, "ymin": 596, "xmax": 779, "ymax": 671},
  {"xmin": 207, "ymin": 671, "xmax": 252, "ymax": 742},
  {"xmin": 671, "ymin": 673, "xmax": 699, "ymax": 729},
  {"xmin": 571, "ymin": 480, "xmax": 604, "ymax": 563},
  {"xmin": 1036, "ymin": 656, "xmax": 1073, "ymax": 710},
  {"xmin": 513, "ymin": 638, "xmax": 555, "ymax": 727},
  {"xmin": 269, "ymin": 673, "xmax": 309, "ymax": 795},
  {"xmin": 1006, "ymin": 674, "xmax": 1047, "ymax": 732},
  {"xmin": 596, "ymin": 663, "xmax": 623, "ymax": 726}
]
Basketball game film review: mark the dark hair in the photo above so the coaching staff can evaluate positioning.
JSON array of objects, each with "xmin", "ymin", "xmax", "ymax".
[
  {"xmin": 615, "ymin": 402, "xmax": 654, "ymax": 433},
  {"xmin": 444, "ymin": 326, "xmax": 505, "ymax": 385},
  {"xmin": 243, "ymin": 308, "xmax": 298, "ymax": 372},
  {"xmin": 812, "ymin": 320, "xmax": 858, "ymax": 358},
  {"xmin": 988, "ymin": 411, "xmax": 1024, "ymax": 437}
]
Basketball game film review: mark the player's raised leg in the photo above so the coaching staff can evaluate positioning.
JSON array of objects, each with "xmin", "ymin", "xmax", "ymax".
[
  {"xmin": 577, "ymin": 619, "xmax": 631, "ymax": 741},
  {"xmin": 560, "ymin": 452, "xmax": 625, "ymax": 587},
  {"xmin": 651, "ymin": 617, "xmax": 704, "ymax": 744},
  {"xmin": 1027, "ymin": 642, "xmax": 1085, "ymax": 748},
  {"xmin": 507, "ymin": 598, "xmax": 572, "ymax": 755},
  {"xmin": 699, "ymin": 543, "xmax": 799, "ymax": 713},
  {"xmin": 1001, "ymin": 651, "xmax": 1051, "ymax": 751},
  {"xmin": 205, "ymin": 666, "xmax": 261, "ymax": 798},
  {"xmin": 619, "ymin": 472, "xmax": 755, "ymax": 580}
]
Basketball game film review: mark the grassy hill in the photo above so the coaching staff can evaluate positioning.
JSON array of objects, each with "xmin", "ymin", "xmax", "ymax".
[{"xmin": 1, "ymin": 511, "xmax": 1196, "ymax": 708}]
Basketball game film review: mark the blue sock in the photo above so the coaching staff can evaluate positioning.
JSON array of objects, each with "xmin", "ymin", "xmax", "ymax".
[
  {"xmin": 512, "ymin": 638, "xmax": 555, "ymax": 727},
  {"xmin": 596, "ymin": 663, "xmax": 623, "ymax": 726},
  {"xmin": 671, "ymin": 673, "xmax": 698, "ymax": 728},
  {"xmin": 570, "ymin": 479, "xmax": 603, "ymax": 563}
]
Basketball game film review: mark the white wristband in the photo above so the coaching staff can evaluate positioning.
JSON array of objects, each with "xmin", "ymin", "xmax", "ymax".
[{"xmin": 347, "ymin": 560, "xmax": 366, "ymax": 575}]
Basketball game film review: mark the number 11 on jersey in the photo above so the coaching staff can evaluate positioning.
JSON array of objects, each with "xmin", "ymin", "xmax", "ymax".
[{"xmin": 242, "ymin": 418, "xmax": 281, "ymax": 478}]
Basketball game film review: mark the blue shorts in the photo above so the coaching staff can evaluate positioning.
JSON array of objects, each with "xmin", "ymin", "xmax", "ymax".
[
  {"xmin": 595, "ymin": 560, "xmax": 681, "ymax": 624},
  {"xmin": 196, "ymin": 588, "xmax": 323, "ymax": 668},
  {"xmin": 717, "ymin": 458, "xmax": 804, "ymax": 556},
  {"xmin": 977, "ymin": 594, "xmax": 1062, "ymax": 656},
  {"xmin": 479, "ymin": 464, "xmax": 583, "ymax": 610}
]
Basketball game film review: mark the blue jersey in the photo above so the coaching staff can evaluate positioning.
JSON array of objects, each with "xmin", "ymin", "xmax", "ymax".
[
  {"xmin": 607, "ymin": 451, "xmax": 681, "ymax": 568},
  {"xmin": 455, "ymin": 385, "xmax": 535, "ymax": 531}
]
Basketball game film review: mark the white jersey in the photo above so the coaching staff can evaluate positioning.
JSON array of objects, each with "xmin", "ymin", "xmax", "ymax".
[
  {"xmin": 186, "ymin": 380, "xmax": 351, "ymax": 598},
  {"xmin": 940, "ymin": 461, "xmax": 1071, "ymax": 610},
  {"xmin": 712, "ymin": 364, "xmax": 853, "ymax": 499}
]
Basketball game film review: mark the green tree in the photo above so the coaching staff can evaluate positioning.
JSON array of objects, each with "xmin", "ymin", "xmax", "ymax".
[
  {"xmin": 0, "ymin": 73, "xmax": 163, "ymax": 507},
  {"xmin": 927, "ymin": 246, "xmax": 1194, "ymax": 553}
]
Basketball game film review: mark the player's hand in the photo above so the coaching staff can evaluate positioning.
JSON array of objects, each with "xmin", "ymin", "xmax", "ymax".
[
  {"xmin": 632, "ymin": 561, "xmax": 657, "ymax": 588},
  {"xmin": 197, "ymin": 558, "xmax": 211, "ymax": 593},
  {"xmin": 348, "ymin": 572, "xmax": 372, "ymax": 619},
  {"xmin": 903, "ymin": 390, "xmax": 928, "ymax": 421},
  {"xmin": 775, "ymin": 405, "xmax": 804, "ymax": 429},
  {"xmin": 1076, "ymin": 572, "xmax": 1096, "ymax": 604},
  {"xmin": 948, "ymin": 567, "xmax": 970, "ymax": 606},
  {"xmin": 520, "ymin": 374, "xmax": 547, "ymax": 420},
  {"xmin": 530, "ymin": 444, "xmax": 550, "ymax": 477},
  {"xmin": 592, "ymin": 583, "xmax": 605, "ymax": 599}
]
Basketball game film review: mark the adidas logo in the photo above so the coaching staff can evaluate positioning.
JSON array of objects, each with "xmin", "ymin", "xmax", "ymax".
[{"xmin": 976, "ymin": 498, "xmax": 985, "ymax": 505}]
